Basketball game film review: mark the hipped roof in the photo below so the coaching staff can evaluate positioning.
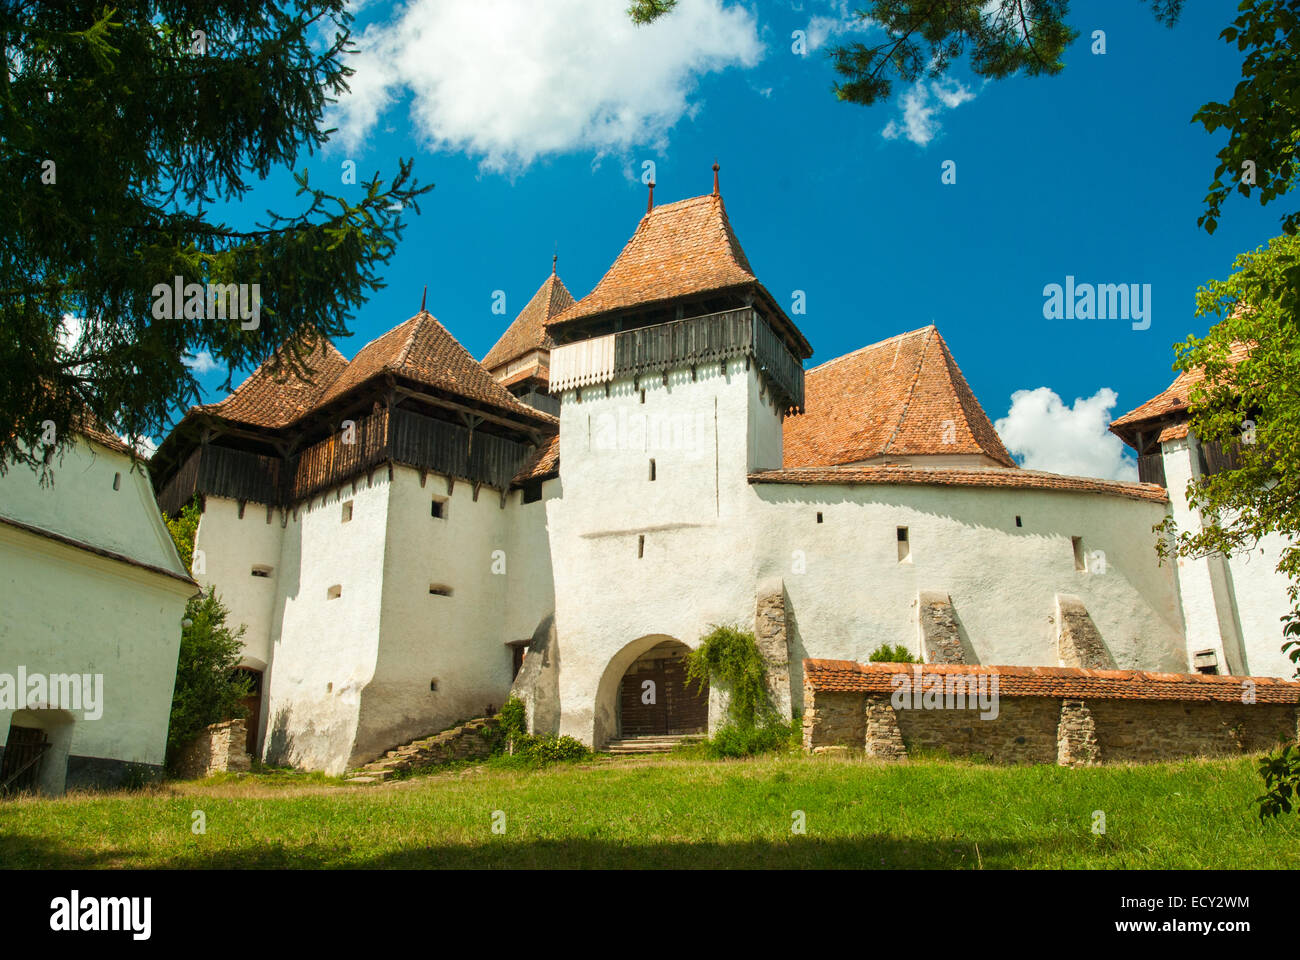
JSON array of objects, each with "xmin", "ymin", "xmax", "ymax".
[
  {"xmin": 482, "ymin": 271, "xmax": 574, "ymax": 371},
  {"xmin": 1109, "ymin": 341, "xmax": 1254, "ymax": 447},
  {"xmin": 547, "ymin": 192, "xmax": 812, "ymax": 358},
  {"xmin": 784, "ymin": 326, "xmax": 1016, "ymax": 469}
]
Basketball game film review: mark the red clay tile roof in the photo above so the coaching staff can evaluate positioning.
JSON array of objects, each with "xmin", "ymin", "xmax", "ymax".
[
  {"xmin": 69, "ymin": 408, "xmax": 135, "ymax": 457},
  {"xmin": 803, "ymin": 659, "xmax": 1300, "ymax": 703},
  {"xmin": 749, "ymin": 464, "xmax": 1168, "ymax": 503},
  {"xmin": 549, "ymin": 193, "xmax": 758, "ymax": 326},
  {"xmin": 512, "ymin": 434, "xmax": 559, "ymax": 485},
  {"xmin": 316, "ymin": 311, "xmax": 555, "ymax": 426},
  {"xmin": 784, "ymin": 326, "xmax": 1016, "ymax": 469},
  {"xmin": 199, "ymin": 336, "xmax": 349, "ymax": 429},
  {"xmin": 1110, "ymin": 342, "xmax": 1254, "ymax": 448},
  {"xmin": 499, "ymin": 362, "xmax": 548, "ymax": 389},
  {"xmin": 483, "ymin": 271, "xmax": 574, "ymax": 371}
]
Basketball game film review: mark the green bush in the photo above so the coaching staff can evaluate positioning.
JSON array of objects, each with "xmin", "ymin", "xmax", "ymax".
[
  {"xmin": 868, "ymin": 643, "xmax": 920, "ymax": 663},
  {"xmin": 166, "ymin": 588, "xmax": 252, "ymax": 768},
  {"xmin": 487, "ymin": 698, "xmax": 590, "ymax": 766},
  {"xmin": 521, "ymin": 734, "xmax": 590, "ymax": 764},
  {"xmin": 704, "ymin": 719, "xmax": 798, "ymax": 759}
]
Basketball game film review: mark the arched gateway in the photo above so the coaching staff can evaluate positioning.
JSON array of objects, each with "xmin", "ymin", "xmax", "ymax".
[
  {"xmin": 591, "ymin": 635, "xmax": 712, "ymax": 747},
  {"xmin": 614, "ymin": 640, "xmax": 709, "ymax": 739}
]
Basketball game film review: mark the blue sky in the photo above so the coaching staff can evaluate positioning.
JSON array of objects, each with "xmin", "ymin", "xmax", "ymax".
[{"xmin": 186, "ymin": 0, "xmax": 1281, "ymax": 480}]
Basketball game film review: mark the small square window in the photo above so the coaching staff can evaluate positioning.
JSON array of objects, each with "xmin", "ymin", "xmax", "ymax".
[
  {"xmin": 896, "ymin": 527, "xmax": 909, "ymax": 542},
  {"xmin": 816, "ymin": 512, "xmax": 823, "ymax": 524},
  {"xmin": 431, "ymin": 499, "xmax": 447, "ymax": 519},
  {"xmin": 251, "ymin": 565, "xmax": 273, "ymax": 578}
]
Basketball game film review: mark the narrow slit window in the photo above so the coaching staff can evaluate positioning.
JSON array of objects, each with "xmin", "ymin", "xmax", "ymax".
[
  {"xmin": 251, "ymin": 565, "xmax": 273, "ymax": 578},
  {"xmin": 637, "ymin": 534, "xmax": 645, "ymax": 558},
  {"xmin": 1015, "ymin": 515, "xmax": 1023, "ymax": 528},
  {"xmin": 429, "ymin": 584, "xmax": 453, "ymax": 597},
  {"xmin": 341, "ymin": 500, "xmax": 354, "ymax": 523},
  {"xmin": 897, "ymin": 527, "xmax": 911, "ymax": 563},
  {"xmin": 1072, "ymin": 536, "xmax": 1085, "ymax": 571},
  {"xmin": 816, "ymin": 512, "xmax": 823, "ymax": 524},
  {"xmin": 648, "ymin": 458, "xmax": 656, "ymax": 481},
  {"xmin": 112, "ymin": 472, "xmax": 121, "ymax": 491}
]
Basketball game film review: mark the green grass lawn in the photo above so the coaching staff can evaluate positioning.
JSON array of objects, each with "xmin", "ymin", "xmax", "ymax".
[{"xmin": 1, "ymin": 753, "xmax": 1296, "ymax": 869}]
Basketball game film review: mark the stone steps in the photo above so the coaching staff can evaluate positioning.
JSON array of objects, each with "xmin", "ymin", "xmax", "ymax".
[
  {"xmin": 605, "ymin": 734, "xmax": 704, "ymax": 756},
  {"xmin": 344, "ymin": 716, "xmax": 500, "ymax": 783}
]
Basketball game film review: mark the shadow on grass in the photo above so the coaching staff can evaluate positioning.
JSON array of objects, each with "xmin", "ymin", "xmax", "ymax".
[{"xmin": 0, "ymin": 831, "xmax": 1049, "ymax": 870}]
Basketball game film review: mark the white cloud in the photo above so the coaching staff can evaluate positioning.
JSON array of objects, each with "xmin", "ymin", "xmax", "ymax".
[
  {"xmin": 881, "ymin": 76, "xmax": 975, "ymax": 146},
  {"xmin": 184, "ymin": 350, "xmax": 221, "ymax": 375},
  {"xmin": 330, "ymin": 0, "xmax": 764, "ymax": 172},
  {"xmin": 57, "ymin": 314, "xmax": 83, "ymax": 353},
  {"xmin": 805, "ymin": 0, "xmax": 875, "ymax": 52},
  {"xmin": 132, "ymin": 435, "xmax": 158, "ymax": 458},
  {"xmin": 994, "ymin": 387, "xmax": 1138, "ymax": 481}
]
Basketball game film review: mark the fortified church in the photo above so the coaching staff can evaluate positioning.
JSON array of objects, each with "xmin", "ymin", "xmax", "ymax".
[{"xmin": 150, "ymin": 168, "xmax": 1295, "ymax": 774}]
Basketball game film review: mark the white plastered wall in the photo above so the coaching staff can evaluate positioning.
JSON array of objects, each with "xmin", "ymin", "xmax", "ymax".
[
  {"xmin": 0, "ymin": 438, "xmax": 192, "ymax": 791},
  {"xmin": 545, "ymin": 362, "xmax": 1187, "ymax": 747}
]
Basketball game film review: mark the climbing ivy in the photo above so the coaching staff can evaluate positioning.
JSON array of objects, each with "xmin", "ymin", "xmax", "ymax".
[{"xmin": 684, "ymin": 624, "xmax": 773, "ymax": 729}]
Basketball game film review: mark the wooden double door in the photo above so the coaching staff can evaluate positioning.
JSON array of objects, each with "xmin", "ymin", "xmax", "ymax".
[{"xmin": 618, "ymin": 646, "xmax": 708, "ymax": 737}]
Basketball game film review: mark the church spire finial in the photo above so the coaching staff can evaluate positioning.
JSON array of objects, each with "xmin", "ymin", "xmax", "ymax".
[
  {"xmin": 552, "ymin": 247, "xmax": 557, "ymax": 275},
  {"xmin": 646, "ymin": 179, "xmax": 655, "ymax": 215},
  {"xmin": 712, "ymin": 161, "xmax": 719, "ymax": 197},
  {"xmin": 420, "ymin": 285, "xmax": 427, "ymax": 313}
]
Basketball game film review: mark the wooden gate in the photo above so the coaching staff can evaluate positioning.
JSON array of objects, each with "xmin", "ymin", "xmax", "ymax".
[
  {"xmin": 0, "ymin": 726, "xmax": 49, "ymax": 795},
  {"xmin": 234, "ymin": 668, "xmax": 263, "ymax": 757},
  {"xmin": 618, "ymin": 643, "xmax": 709, "ymax": 737}
]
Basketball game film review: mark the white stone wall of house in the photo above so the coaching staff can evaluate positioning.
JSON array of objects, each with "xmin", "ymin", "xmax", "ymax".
[
  {"xmin": 1225, "ymin": 529, "xmax": 1295, "ymax": 678},
  {"xmin": 542, "ymin": 358, "xmax": 1189, "ymax": 748},
  {"xmin": 1161, "ymin": 435, "xmax": 1250, "ymax": 676},
  {"xmin": 259, "ymin": 474, "xmax": 390, "ymax": 775},
  {"xmin": 193, "ymin": 495, "xmax": 285, "ymax": 675},
  {"xmin": 354, "ymin": 464, "xmax": 555, "ymax": 766},
  {"xmin": 0, "ymin": 436, "xmax": 193, "ymax": 793},
  {"xmin": 1159, "ymin": 433, "xmax": 1296, "ymax": 679}
]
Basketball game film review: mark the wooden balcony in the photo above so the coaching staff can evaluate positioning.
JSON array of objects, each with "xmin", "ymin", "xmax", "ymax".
[
  {"xmin": 157, "ymin": 406, "xmax": 536, "ymax": 513},
  {"xmin": 548, "ymin": 307, "xmax": 805, "ymax": 411},
  {"xmin": 1137, "ymin": 451, "xmax": 1166, "ymax": 488}
]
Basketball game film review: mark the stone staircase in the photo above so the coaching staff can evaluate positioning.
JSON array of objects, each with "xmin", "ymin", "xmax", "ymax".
[
  {"xmin": 345, "ymin": 716, "xmax": 500, "ymax": 783},
  {"xmin": 604, "ymin": 734, "xmax": 704, "ymax": 756}
]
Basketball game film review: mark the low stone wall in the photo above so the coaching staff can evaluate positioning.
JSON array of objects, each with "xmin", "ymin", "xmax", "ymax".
[
  {"xmin": 173, "ymin": 719, "xmax": 251, "ymax": 779},
  {"xmin": 803, "ymin": 660, "xmax": 1300, "ymax": 766}
]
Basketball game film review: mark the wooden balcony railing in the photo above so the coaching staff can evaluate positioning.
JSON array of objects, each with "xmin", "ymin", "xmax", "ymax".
[
  {"xmin": 158, "ymin": 407, "xmax": 535, "ymax": 513},
  {"xmin": 1137, "ymin": 451, "xmax": 1166, "ymax": 488},
  {"xmin": 549, "ymin": 307, "xmax": 805, "ymax": 411}
]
